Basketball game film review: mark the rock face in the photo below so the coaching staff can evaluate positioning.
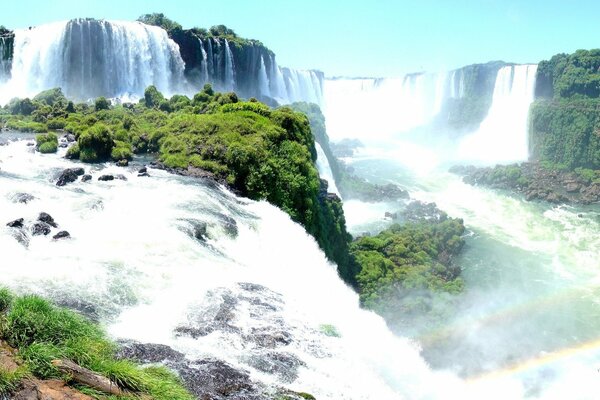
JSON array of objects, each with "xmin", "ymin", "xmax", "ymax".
[
  {"xmin": 56, "ymin": 168, "xmax": 85, "ymax": 186},
  {"xmin": 450, "ymin": 163, "xmax": 600, "ymax": 205}
]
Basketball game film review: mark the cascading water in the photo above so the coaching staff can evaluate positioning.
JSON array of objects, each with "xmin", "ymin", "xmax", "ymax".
[
  {"xmin": 0, "ymin": 134, "xmax": 542, "ymax": 400},
  {"xmin": 0, "ymin": 36, "xmax": 12, "ymax": 83},
  {"xmin": 0, "ymin": 19, "xmax": 186, "ymax": 103},
  {"xmin": 315, "ymin": 142, "xmax": 340, "ymax": 196},
  {"xmin": 457, "ymin": 64, "xmax": 538, "ymax": 164},
  {"xmin": 322, "ymin": 61, "xmax": 600, "ymax": 399},
  {"xmin": 258, "ymin": 55, "xmax": 270, "ymax": 96},
  {"xmin": 323, "ymin": 72, "xmax": 449, "ymax": 143},
  {"xmin": 224, "ymin": 39, "xmax": 235, "ymax": 90},
  {"xmin": 198, "ymin": 38, "xmax": 209, "ymax": 84},
  {"xmin": 269, "ymin": 55, "xmax": 288, "ymax": 100}
]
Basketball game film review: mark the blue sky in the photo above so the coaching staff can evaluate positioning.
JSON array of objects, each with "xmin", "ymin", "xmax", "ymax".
[{"xmin": 2, "ymin": 0, "xmax": 599, "ymax": 77}]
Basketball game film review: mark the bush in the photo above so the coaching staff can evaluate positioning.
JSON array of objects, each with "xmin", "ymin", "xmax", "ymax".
[
  {"xmin": 65, "ymin": 143, "xmax": 80, "ymax": 160},
  {"xmin": 0, "ymin": 288, "xmax": 13, "ymax": 313},
  {"xmin": 36, "ymin": 133, "xmax": 58, "ymax": 154},
  {"xmin": 111, "ymin": 140, "xmax": 133, "ymax": 161},
  {"xmin": 78, "ymin": 124, "xmax": 114, "ymax": 162},
  {"xmin": 33, "ymin": 88, "xmax": 67, "ymax": 107},
  {"xmin": 94, "ymin": 97, "xmax": 111, "ymax": 111}
]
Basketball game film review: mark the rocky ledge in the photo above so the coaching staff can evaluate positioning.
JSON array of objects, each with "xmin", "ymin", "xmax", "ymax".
[{"xmin": 450, "ymin": 163, "xmax": 600, "ymax": 205}]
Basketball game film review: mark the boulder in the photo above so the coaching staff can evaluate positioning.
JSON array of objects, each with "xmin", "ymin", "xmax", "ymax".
[
  {"xmin": 53, "ymin": 231, "xmax": 70, "ymax": 240},
  {"xmin": 56, "ymin": 168, "xmax": 85, "ymax": 187},
  {"xmin": 31, "ymin": 222, "xmax": 52, "ymax": 236},
  {"xmin": 81, "ymin": 174, "xmax": 92, "ymax": 182},
  {"xmin": 6, "ymin": 218, "xmax": 24, "ymax": 228},
  {"xmin": 98, "ymin": 175, "xmax": 114, "ymax": 181},
  {"xmin": 38, "ymin": 212, "xmax": 58, "ymax": 227},
  {"xmin": 12, "ymin": 193, "xmax": 35, "ymax": 204},
  {"xmin": 116, "ymin": 159, "xmax": 129, "ymax": 167}
]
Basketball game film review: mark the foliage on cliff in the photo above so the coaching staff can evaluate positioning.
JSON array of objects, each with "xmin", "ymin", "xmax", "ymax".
[
  {"xmin": 0, "ymin": 288, "xmax": 193, "ymax": 399},
  {"xmin": 529, "ymin": 99, "xmax": 600, "ymax": 169},
  {"xmin": 531, "ymin": 50, "xmax": 600, "ymax": 169},
  {"xmin": 349, "ymin": 212, "xmax": 465, "ymax": 321},
  {"xmin": 0, "ymin": 86, "xmax": 352, "ymax": 281}
]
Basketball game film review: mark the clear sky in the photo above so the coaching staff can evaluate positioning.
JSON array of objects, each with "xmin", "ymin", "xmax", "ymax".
[{"xmin": 2, "ymin": 0, "xmax": 599, "ymax": 77}]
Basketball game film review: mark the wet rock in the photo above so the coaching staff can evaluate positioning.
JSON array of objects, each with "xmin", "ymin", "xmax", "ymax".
[
  {"xmin": 179, "ymin": 219, "xmax": 209, "ymax": 242},
  {"xmin": 31, "ymin": 222, "xmax": 51, "ymax": 236},
  {"xmin": 65, "ymin": 133, "xmax": 76, "ymax": 142},
  {"xmin": 246, "ymin": 351, "xmax": 306, "ymax": 383},
  {"xmin": 81, "ymin": 174, "xmax": 92, "ymax": 182},
  {"xmin": 138, "ymin": 172, "xmax": 150, "ymax": 177},
  {"xmin": 6, "ymin": 218, "xmax": 24, "ymax": 228},
  {"xmin": 10, "ymin": 230, "xmax": 30, "ymax": 248},
  {"xmin": 56, "ymin": 167, "xmax": 85, "ymax": 186},
  {"xmin": 115, "ymin": 174, "xmax": 128, "ymax": 181},
  {"xmin": 138, "ymin": 166, "xmax": 147, "ymax": 174},
  {"xmin": 98, "ymin": 175, "xmax": 114, "ymax": 181},
  {"xmin": 246, "ymin": 327, "xmax": 293, "ymax": 349},
  {"xmin": 12, "ymin": 193, "xmax": 35, "ymax": 204},
  {"xmin": 116, "ymin": 341, "xmax": 185, "ymax": 364},
  {"xmin": 38, "ymin": 212, "xmax": 58, "ymax": 227},
  {"xmin": 116, "ymin": 159, "xmax": 129, "ymax": 167},
  {"xmin": 182, "ymin": 359, "xmax": 258, "ymax": 399},
  {"xmin": 54, "ymin": 298, "xmax": 99, "ymax": 322},
  {"xmin": 52, "ymin": 231, "xmax": 70, "ymax": 240},
  {"xmin": 401, "ymin": 201, "xmax": 448, "ymax": 223}
]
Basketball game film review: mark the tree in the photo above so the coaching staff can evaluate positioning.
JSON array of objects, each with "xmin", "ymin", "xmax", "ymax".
[{"xmin": 137, "ymin": 13, "xmax": 182, "ymax": 34}]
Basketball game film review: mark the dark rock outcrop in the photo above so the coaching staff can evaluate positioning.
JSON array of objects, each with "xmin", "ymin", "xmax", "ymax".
[
  {"xmin": 53, "ymin": 231, "xmax": 70, "ymax": 240},
  {"xmin": 6, "ymin": 218, "xmax": 24, "ymax": 228},
  {"xmin": 38, "ymin": 212, "xmax": 58, "ymax": 228},
  {"xmin": 450, "ymin": 163, "xmax": 600, "ymax": 204},
  {"xmin": 98, "ymin": 175, "xmax": 114, "ymax": 181},
  {"xmin": 56, "ymin": 167, "xmax": 85, "ymax": 186},
  {"xmin": 31, "ymin": 222, "xmax": 51, "ymax": 236}
]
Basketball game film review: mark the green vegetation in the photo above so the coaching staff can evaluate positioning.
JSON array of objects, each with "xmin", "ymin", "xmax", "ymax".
[
  {"xmin": 531, "ymin": 50, "xmax": 600, "ymax": 169},
  {"xmin": 1, "ymin": 86, "xmax": 352, "ymax": 280},
  {"xmin": 137, "ymin": 13, "xmax": 182, "ymax": 35},
  {"xmin": 35, "ymin": 132, "xmax": 58, "ymax": 154},
  {"xmin": 529, "ymin": 99, "xmax": 600, "ymax": 169},
  {"xmin": 349, "ymin": 217, "xmax": 465, "ymax": 321},
  {"xmin": 0, "ymin": 289, "xmax": 193, "ymax": 399},
  {"xmin": 319, "ymin": 324, "xmax": 341, "ymax": 338}
]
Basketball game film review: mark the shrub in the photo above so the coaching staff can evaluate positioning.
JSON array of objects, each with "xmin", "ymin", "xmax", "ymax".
[
  {"xmin": 111, "ymin": 140, "xmax": 133, "ymax": 161},
  {"xmin": 78, "ymin": 124, "xmax": 114, "ymax": 162},
  {"xmin": 94, "ymin": 97, "xmax": 111, "ymax": 111},
  {"xmin": 36, "ymin": 133, "xmax": 58, "ymax": 154}
]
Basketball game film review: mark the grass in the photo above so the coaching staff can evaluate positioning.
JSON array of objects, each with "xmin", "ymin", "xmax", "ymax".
[{"xmin": 0, "ymin": 289, "xmax": 194, "ymax": 400}]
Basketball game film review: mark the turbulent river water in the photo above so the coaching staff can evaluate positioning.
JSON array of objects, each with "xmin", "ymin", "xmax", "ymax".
[{"xmin": 322, "ymin": 67, "xmax": 600, "ymax": 399}]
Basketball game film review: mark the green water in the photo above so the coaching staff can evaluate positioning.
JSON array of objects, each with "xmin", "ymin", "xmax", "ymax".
[{"xmin": 343, "ymin": 157, "xmax": 600, "ymax": 379}]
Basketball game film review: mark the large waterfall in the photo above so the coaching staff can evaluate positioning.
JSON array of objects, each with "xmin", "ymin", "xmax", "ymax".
[
  {"xmin": 323, "ymin": 64, "xmax": 537, "ymax": 166},
  {"xmin": 0, "ymin": 19, "xmax": 324, "ymax": 106},
  {"xmin": 457, "ymin": 64, "xmax": 538, "ymax": 164},
  {"xmin": 192, "ymin": 35, "xmax": 323, "ymax": 105},
  {"xmin": 323, "ymin": 72, "xmax": 455, "ymax": 142},
  {"xmin": 0, "ymin": 19, "xmax": 186, "ymax": 103}
]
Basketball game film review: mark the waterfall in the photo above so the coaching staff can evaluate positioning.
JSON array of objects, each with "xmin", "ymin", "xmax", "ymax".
[
  {"xmin": 323, "ymin": 72, "xmax": 450, "ymax": 142},
  {"xmin": 198, "ymin": 38, "xmax": 209, "ymax": 84},
  {"xmin": 206, "ymin": 38, "xmax": 214, "ymax": 77},
  {"xmin": 269, "ymin": 55, "xmax": 288, "ymax": 100},
  {"xmin": 449, "ymin": 69, "xmax": 465, "ymax": 99},
  {"xmin": 315, "ymin": 142, "xmax": 340, "ymax": 196},
  {"xmin": 0, "ymin": 36, "xmax": 11, "ymax": 83},
  {"xmin": 0, "ymin": 136, "xmax": 504, "ymax": 400},
  {"xmin": 224, "ymin": 39, "xmax": 235, "ymax": 90},
  {"xmin": 457, "ymin": 64, "xmax": 538, "ymax": 164},
  {"xmin": 258, "ymin": 55, "xmax": 269, "ymax": 96},
  {"xmin": 0, "ymin": 19, "xmax": 185, "ymax": 104}
]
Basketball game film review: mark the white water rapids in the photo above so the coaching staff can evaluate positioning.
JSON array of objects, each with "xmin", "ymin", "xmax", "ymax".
[{"xmin": 0, "ymin": 136, "xmax": 530, "ymax": 400}]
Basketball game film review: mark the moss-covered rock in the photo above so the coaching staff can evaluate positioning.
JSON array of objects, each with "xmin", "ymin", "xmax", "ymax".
[{"xmin": 36, "ymin": 133, "xmax": 58, "ymax": 154}]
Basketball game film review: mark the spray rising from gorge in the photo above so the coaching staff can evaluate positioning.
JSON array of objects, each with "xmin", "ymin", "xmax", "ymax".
[{"xmin": 0, "ymin": 13, "xmax": 599, "ymax": 400}]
